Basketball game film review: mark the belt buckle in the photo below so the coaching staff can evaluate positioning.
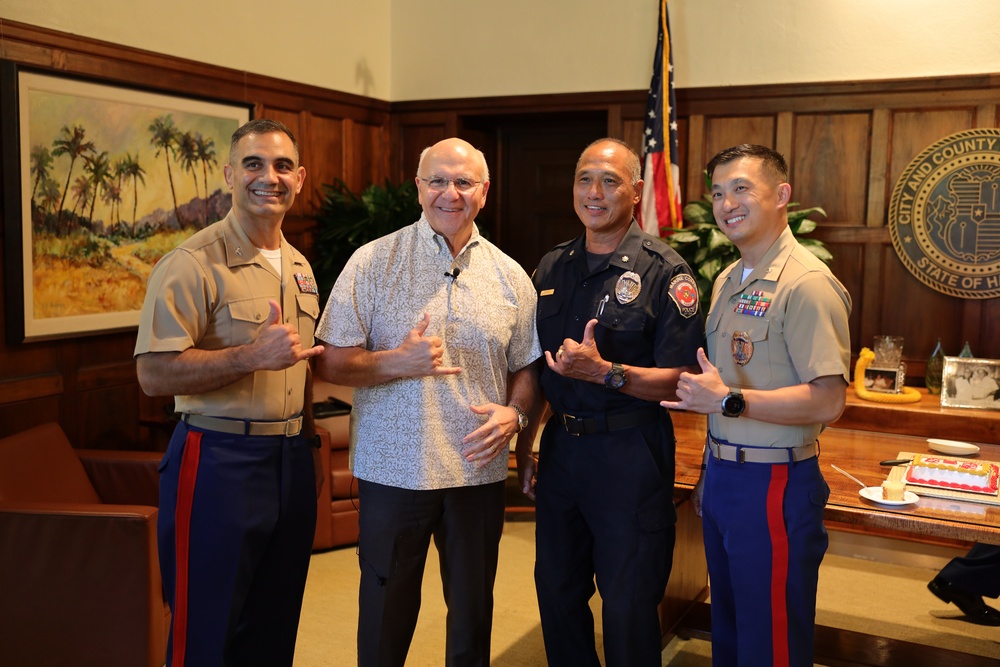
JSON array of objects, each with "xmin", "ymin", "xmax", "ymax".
[
  {"xmin": 562, "ymin": 413, "xmax": 581, "ymax": 437},
  {"xmin": 285, "ymin": 417, "xmax": 301, "ymax": 437}
]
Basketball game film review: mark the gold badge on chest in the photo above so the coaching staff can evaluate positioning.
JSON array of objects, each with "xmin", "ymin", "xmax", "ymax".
[
  {"xmin": 731, "ymin": 330, "xmax": 753, "ymax": 366},
  {"xmin": 615, "ymin": 271, "xmax": 641, "ymax": 304}
]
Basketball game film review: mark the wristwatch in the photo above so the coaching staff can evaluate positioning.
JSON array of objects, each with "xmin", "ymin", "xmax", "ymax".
[
  {"xmin": 721, "ymin": 389, "xmax": 746, "ymax": 418},
  {"xmin": 604, "ymin": 363, "xmax": 627, "ymax": 390},
  {"xmin": 510, "ymin": 404, "xmax": 529, "ymax": 432}
]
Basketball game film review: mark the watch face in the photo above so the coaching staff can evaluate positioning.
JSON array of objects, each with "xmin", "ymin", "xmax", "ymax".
[
  {"xmin": 605, "ymin": 364, "xmax": 627, "ymax": 390},
  {"xmin": 722, "ymin": 392, "xmax": 745, "ymax": 417}
]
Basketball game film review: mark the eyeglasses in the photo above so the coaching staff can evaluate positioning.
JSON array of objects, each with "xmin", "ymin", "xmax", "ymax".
[{"xmin": 419, "ymin": 176, "xmax": 482, "ymax": 193}]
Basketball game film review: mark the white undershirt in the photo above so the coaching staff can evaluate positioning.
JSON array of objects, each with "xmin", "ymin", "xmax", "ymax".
[
  {"xmin": 258, "ymin": 247, "xmax": 282, "ymax": 277},
  {"xmin": 741, "ymin": 266, "xmax": 753, "ymax": 284}
]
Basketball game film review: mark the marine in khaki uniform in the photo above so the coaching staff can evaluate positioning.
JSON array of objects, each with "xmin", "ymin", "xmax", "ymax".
[
  {"xmin": 134, "ymin": 119, "xmax": 324, "ymax": 667},
  {"xmin": 663, "ymin": 144, "xmax": 851, "ymax": 667}
]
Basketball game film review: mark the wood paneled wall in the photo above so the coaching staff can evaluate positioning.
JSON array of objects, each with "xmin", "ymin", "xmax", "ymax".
[
  {"xmin": 393, "ymin": 75, "xmax": 1000, "ymax": 390},
  {"xmin": 0, "ymin": 21, "xmax": 391, "ymax": 446},
  {"xmin": 2, "ymin": 19, "xmax": 997, "ymax": 448}
]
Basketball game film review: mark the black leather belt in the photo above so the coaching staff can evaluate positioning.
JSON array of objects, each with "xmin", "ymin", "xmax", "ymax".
[
  {"xmin": 557, "ymin": 405, "xmax": 661, "ymax": 436},
  {"xmin": 182, "ymin": 413, "xmax": 303, "ymax": 437}
]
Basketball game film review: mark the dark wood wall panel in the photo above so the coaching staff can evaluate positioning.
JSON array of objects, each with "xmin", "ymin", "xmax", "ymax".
[
  {"xmin": 302, "ymin": 115, "xmax": 346, "ymax": 212},
  {"xmin": 701, "ymin": 116, "xmax": 776, "ymax": 169},
  {"xmin": 886, "ymin": 109, "xmax": 976, "ymax": 195},
  {"xmin": 790, "ymin": 113, "xmax": 871, "ymax": 224}
]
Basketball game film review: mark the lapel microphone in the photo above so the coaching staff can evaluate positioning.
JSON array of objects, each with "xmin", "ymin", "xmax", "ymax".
[{"xmin": 444, "ymin": 268, "xmax": 461, "ymax": 281}]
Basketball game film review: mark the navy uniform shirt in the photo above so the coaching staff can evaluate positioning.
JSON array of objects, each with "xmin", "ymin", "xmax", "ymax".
[{"xmin": 533, "ymin": 220, "xmax": 705, "ymax": 417}]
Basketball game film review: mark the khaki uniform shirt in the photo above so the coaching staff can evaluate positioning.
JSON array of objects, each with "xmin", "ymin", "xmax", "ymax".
[
  {"xmin": 316, "ymin": 215, "xmax": 541, "ymax": 490},
  {"xmin": 707, "ymin": 226, "xmax": 851, "ymax": 448},
  {"xmin": 134, "ymin": 210, "xmax": 320, "ymax": 420}
]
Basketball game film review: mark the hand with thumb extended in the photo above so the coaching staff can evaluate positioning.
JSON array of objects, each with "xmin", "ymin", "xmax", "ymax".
[
  {"xmin": 394, "ymin": 313, "xmax": 462, "ymax": 378},
  {"xmin": 660, "ymin": 347, "xmax": 725, "ymax": 413},
  {"xmin": 544, "ymin": 318, "xmax": 605, "ymax": 381},
  {"xmin": 250, "ymin": 299, "xmax": 324, "ymax": 371}
]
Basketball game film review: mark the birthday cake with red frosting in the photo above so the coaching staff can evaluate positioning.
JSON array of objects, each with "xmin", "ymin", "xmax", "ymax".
[{"xmin": 905, "ymin": 454, "xmax": 999, "ymax": 495}]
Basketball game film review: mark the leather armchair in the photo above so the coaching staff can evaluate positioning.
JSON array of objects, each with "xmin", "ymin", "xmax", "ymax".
[
  {"xmin": 312, "ymin": 382, "xmax": 360, "ymax": 551},
  {"xmin": 0, "ymin": 422, "xmax": 168, "ymax": 667}
]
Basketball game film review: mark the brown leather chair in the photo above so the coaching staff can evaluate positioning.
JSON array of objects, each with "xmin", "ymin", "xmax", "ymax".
[
  {"xmin": 0, "ymin": 422, "xmax": 169, "ymax": 667},
  {"xmin": 312, "ymin": 382, "xmax": 360, "ymax": 551}
]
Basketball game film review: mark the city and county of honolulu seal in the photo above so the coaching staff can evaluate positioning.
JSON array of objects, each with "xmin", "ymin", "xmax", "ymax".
[{"xmin": 888, "ymin": 128, "xmax": 1000, "ymax": 299}]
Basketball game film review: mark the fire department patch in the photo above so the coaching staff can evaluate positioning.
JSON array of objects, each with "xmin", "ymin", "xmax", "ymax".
[{"xmin": 669, "ymin": 274, "xmax": 699, "ymax": 319}]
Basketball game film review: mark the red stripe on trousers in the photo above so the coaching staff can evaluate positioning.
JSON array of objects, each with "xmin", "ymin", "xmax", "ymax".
[
  {"xmin": 766, "ymin": 464, "xmax": 790, "ymax": 667},
  {"xmin": 171, "ymin": 430, "xmax": 202, "ymax": 667}
]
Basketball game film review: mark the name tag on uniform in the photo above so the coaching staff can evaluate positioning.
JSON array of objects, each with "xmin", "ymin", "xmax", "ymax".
[{"xmin": 540, "ymin": 289, "xmax": 555, "ymax": 296}]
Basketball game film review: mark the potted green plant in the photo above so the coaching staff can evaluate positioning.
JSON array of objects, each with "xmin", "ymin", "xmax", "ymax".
[
  {"xmin": 666, "ymin": 171, "xmax": 832, "ymax": 304},
  {"xmin": 312, "ymin": 178, "xmax": 422, "ymax": 304}
]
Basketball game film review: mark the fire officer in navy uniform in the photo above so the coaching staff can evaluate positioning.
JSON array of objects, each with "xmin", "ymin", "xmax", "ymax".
[
  {"xmin": 516, "ymin": 138, "xmax": 704, "ymax": 667},
  {"xmin": 663, "ymin": 144, "xmax": 851, "ymax": 667}
]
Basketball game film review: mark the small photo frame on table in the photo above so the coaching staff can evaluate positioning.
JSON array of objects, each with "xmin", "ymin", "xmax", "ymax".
[
  {"xmin": 1, "ymin": 61, "xmax": 251, "ymax": 343},
  {"xmin": 863, "ymin": 366, "xmax": 904, "ymax": 394},
  {"xmin": 941, "ymin": 356, "xmax": 1000, "ymax": 411}
]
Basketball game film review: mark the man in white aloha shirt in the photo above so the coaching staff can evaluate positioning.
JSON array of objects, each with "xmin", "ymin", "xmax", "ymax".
[{"xmin": 315, "ymin": 137, "xmax": 541, "ymax": 667}]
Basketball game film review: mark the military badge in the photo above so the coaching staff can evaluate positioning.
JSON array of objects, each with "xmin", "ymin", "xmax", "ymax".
[
  {"xmin": 615, "ymin": 271, "xmax": 641, "ymax": 304},
  {"xmin": 668, "ymin": 274, "xmax": 699, "ymax": 318},
  {"xmin": 731, "ymin": 331, "xmax": 753, "ymax": 366},
  {"xmin": 294, "ymin": 273, "xmax": 319, "ymax": 294}
]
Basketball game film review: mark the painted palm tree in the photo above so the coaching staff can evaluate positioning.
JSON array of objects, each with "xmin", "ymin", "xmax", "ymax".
[
  {"xmin": 109, "ymin": 157, "xmax": 130, "ymax": 229},
  {"xmin": 51, "ymin": 125, "xmax": 95, "ymax": 228},
  {"xmin": 120, "ymin": 152, "xmax": 146, "ymax": 235},
  {"xmin": 101, "ymin": 181, "xmax": 123, "ymax": 232},
  {"xmin": 69, "ymin": 175, "xmax": 93, "ymax": 222},
  {"xmin": 30, "ymin": 145, "xmax": 53, "ymax": 203},
  {"xmin": 83, "ymin": 150, "xmax": 111, "ymax": 228},
  {"xmin": 195, "ymin": 134, "xmax": 218, "ymax": 222},
  {"xmin": 177, "ymin": 131, "xmax": 203, "ymax": 226},
  {"xmin": 38, "ymin": 178, "xmax": 62, "ymax": 218},
  {"xmin": 148, "ymin": 115, "xmax": 181, "ymax": 227}
]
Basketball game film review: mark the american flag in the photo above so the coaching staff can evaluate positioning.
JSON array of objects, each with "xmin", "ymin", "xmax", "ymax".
[{"xmin": 639, "ymin": 0, "xmax": 682, "ymax": 235}]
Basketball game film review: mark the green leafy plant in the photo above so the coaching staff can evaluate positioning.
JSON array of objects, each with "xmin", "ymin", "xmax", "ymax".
[
  {"xmin": 666, "ymin": 171, "xmax": 832, "ymax": 304},
  {"xmin": 312, "ymin": 178, "xmax": 423, "ymax": 304}
]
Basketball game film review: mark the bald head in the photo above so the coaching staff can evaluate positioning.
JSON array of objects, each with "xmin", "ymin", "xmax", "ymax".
[{"xmin": 417, "ymin": 138, "xmax": 490, "ymax": 183}]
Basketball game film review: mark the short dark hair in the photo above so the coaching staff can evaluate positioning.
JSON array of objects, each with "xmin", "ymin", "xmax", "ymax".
[
  {"xmin": 229, "ymin": 119, "xmax": 299, "ymax": 164},
  {"xmin": 706, "ymin": 144, "xmax": 788, "ymax": 184}
]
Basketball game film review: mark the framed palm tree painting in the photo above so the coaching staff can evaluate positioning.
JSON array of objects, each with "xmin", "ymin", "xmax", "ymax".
[{"xmin": 1, "ymin": 62, "xmax": 251, "ymax": 342}]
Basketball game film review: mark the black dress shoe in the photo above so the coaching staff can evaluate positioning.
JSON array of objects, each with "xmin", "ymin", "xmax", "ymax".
[{"xmin": 928, "ymin": 575, "xmax": 1000, "ymax": 626}]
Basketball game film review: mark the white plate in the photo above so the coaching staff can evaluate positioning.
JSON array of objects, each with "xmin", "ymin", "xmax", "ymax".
[
  {"xmin": 927, "ymin": 438, "xmax": 981, "ymax": 456},
  {"xmin": 859, "ymin": 486, "xmax": 919, "ymax": 506}
]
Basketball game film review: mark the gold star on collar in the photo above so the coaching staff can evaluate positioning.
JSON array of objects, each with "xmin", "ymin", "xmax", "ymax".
[{"xmin": 621, "ymin": 255, "xmax": 629, "ymax": 262}]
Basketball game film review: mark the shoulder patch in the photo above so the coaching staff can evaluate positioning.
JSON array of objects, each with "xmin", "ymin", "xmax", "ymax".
[{"xmin": 669, "ymin": 274, "xmax": 699, "ymax": 319}]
